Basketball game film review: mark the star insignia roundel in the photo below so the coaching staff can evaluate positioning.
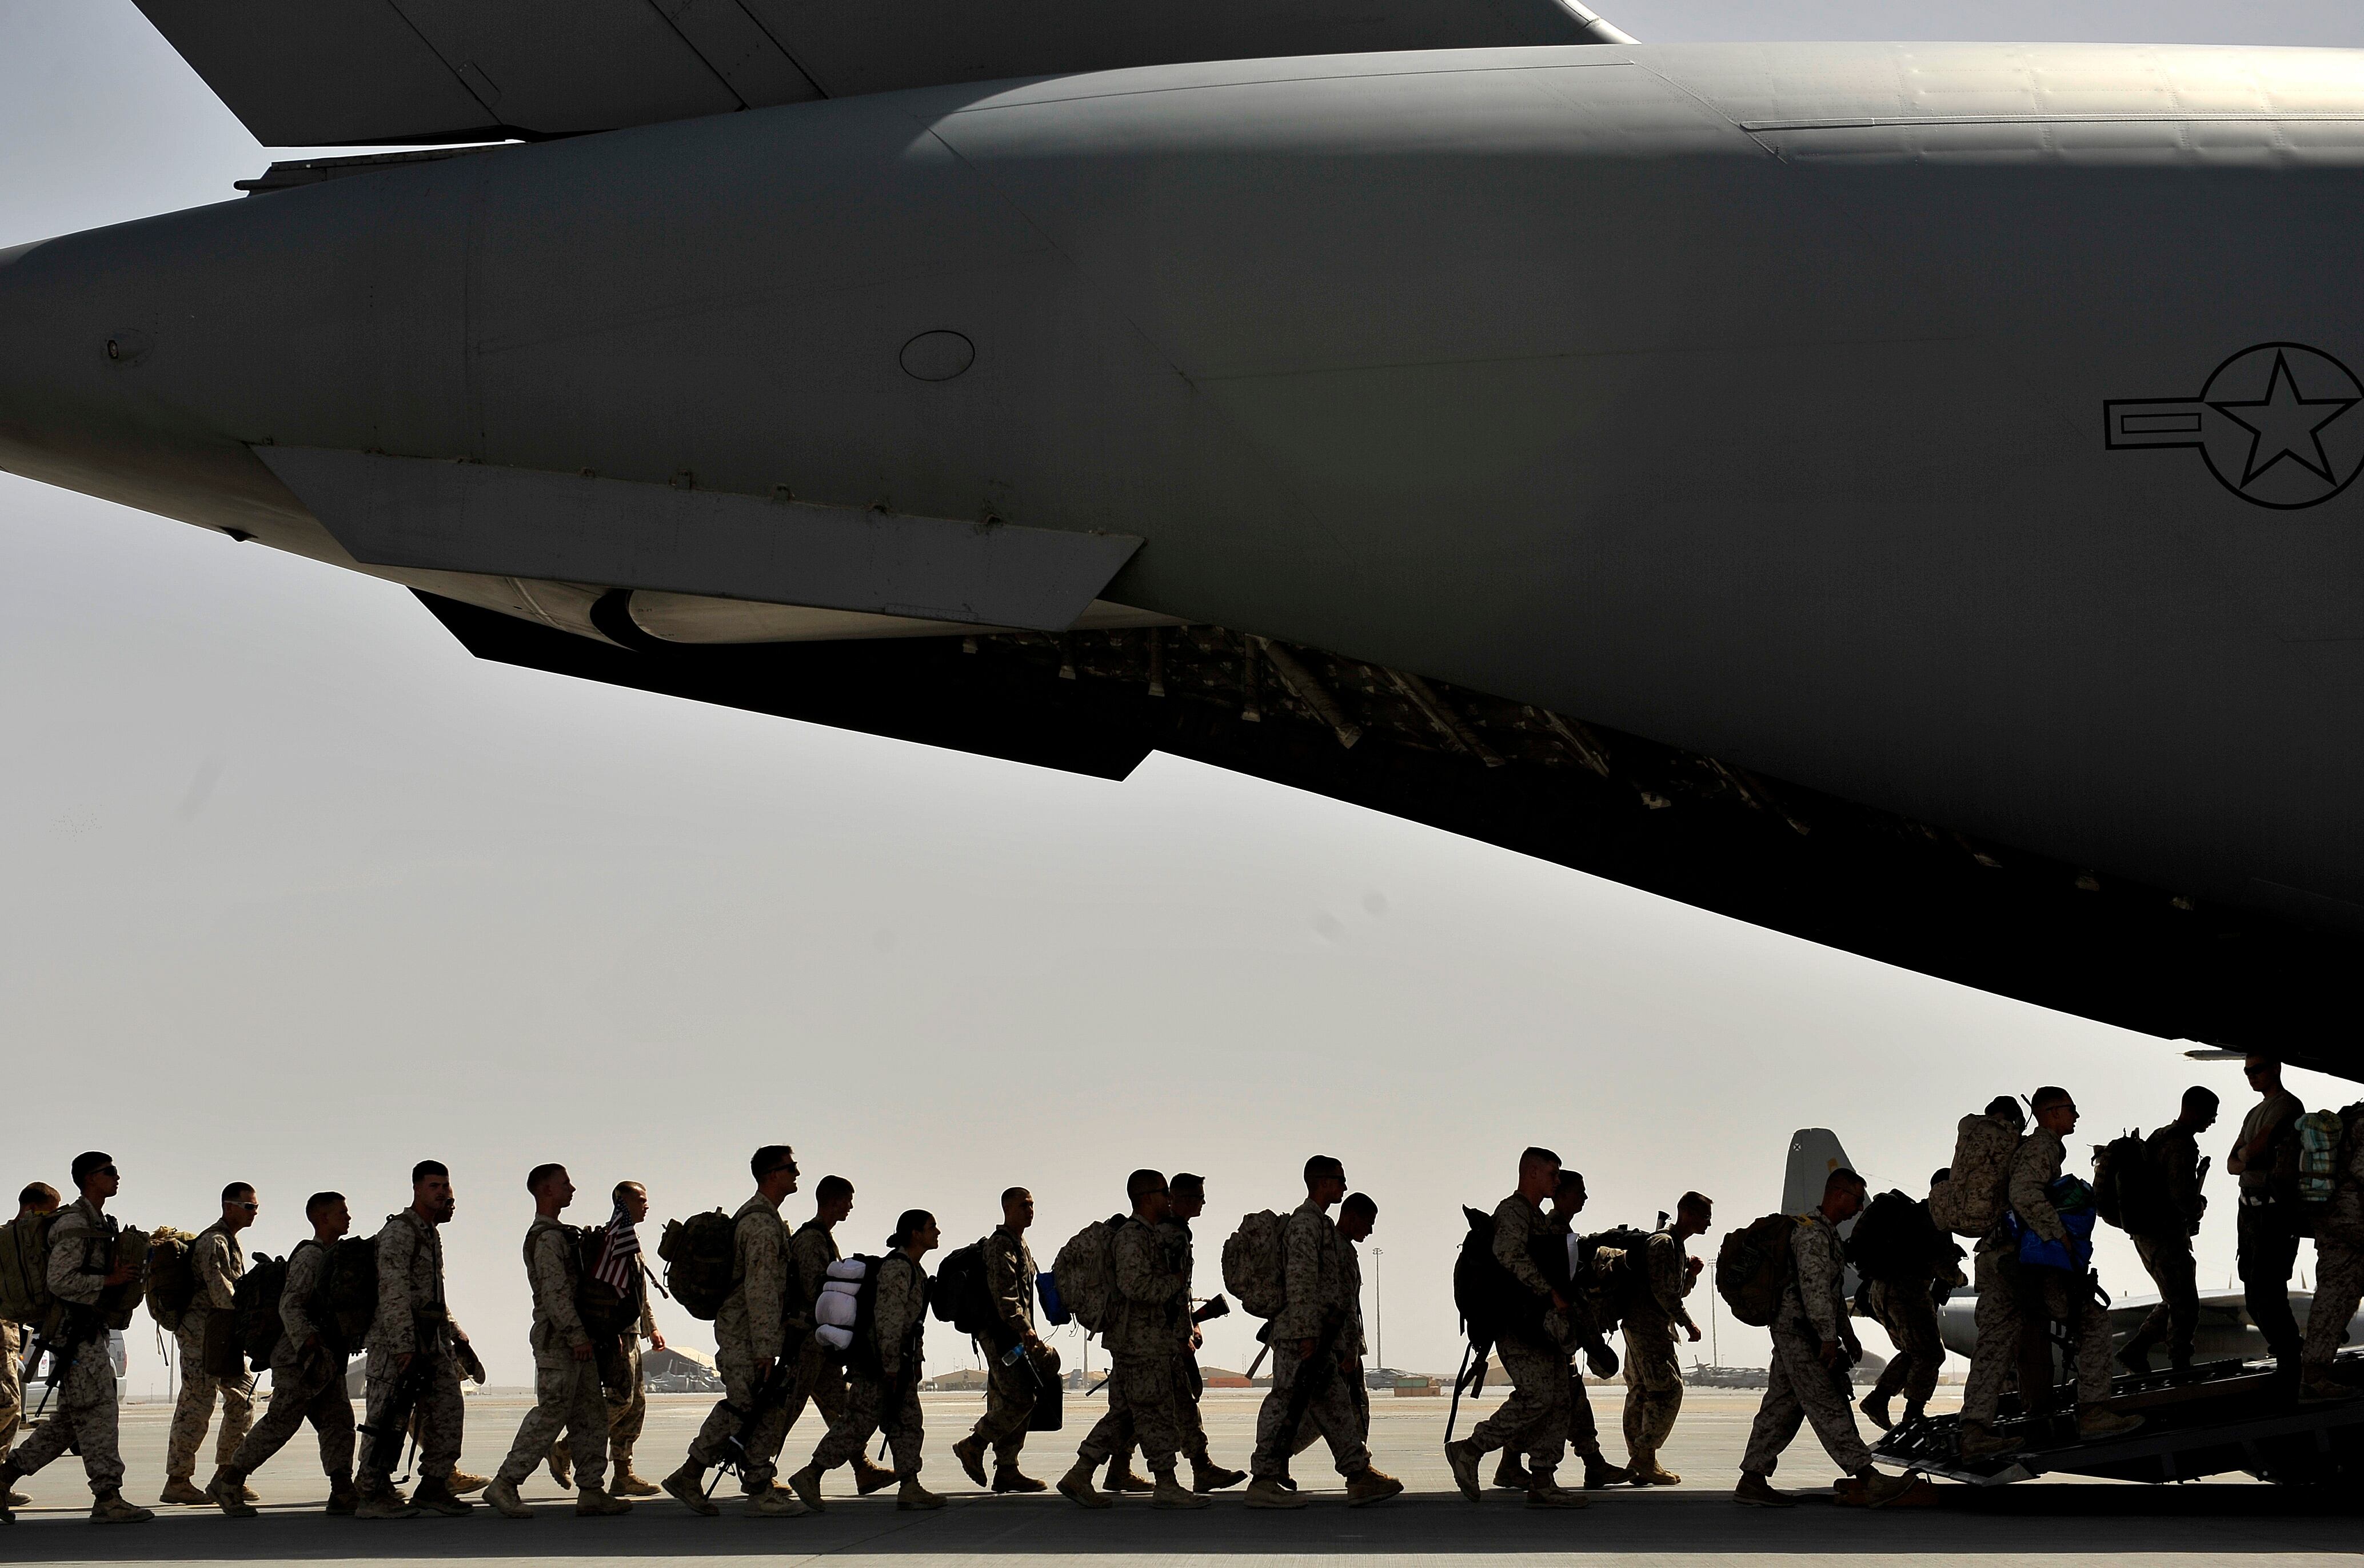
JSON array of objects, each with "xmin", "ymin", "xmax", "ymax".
[{"xmin": 2105, "ymin": 342, "xmax": 2364, "ymax": 510}]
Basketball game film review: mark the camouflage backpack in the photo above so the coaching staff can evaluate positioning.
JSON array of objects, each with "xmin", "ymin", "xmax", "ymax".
[
  {"xmin": 1714, "ymin": 1214, "xmax": 1794, "ymax": 1327},
  {"xmin": 1051, "ymin": 1214, "xmax": 1127, "ymax": 1334},
  {"xmin": 1220, "ymin": 1211, "xmax": 1288, "ymax": 1320},
  {"xmin": 143, "ymin": 1226, "xmax": 200, "ymax": 1333},
  {"xmin": 317, "ymin": 1236, "xmax": 380, "ymax": 1352},
  {"xmin": 1927, "ymin": 1111, "xmax": 2020, "ymax": 1238},
  {"xmin": 660, "ymin": 1210, "xmax": 738, "ymax": 1322},
  {"xmin": 0, "ymin": 1211, "xmax": 62, "ymax": 1325}
]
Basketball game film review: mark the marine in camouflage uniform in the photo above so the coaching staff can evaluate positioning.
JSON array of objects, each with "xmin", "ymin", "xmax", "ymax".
[
  {"xmin": 492, "ymin": 1210, "xmax": 616, "ymax": 1506},
  {"xmin": 1620, "ymin": 1226, "xmax": 1699, "ymax": 1477},
  {"xmin": 1464, "ymin": 1190, "xmax": 1575, "ymax": 1483},
  {"xmin": 1251, "ymin": 1199, "xmax": 1373, "ymax": 1481},
  {"xmin": 0, "ymin": 1179, "xmax": 146, "ymax": 1520},
  {"xmin": 166, "ymin": 1215, "xmax": 254, "ymax": 1494},
  {"xmin": 2119, "ymin": 1094, "xmax": 2214, "ymax": 1374},
  {"xmin": 215, "ymin": 1233, "xmax": 355, "ymax": 1505},
  {"xmin": 681, "ymin": 1192, "xmax": 793, "ymax": 1495},
  {"xmin": 357, "ymin": 1197, "xmax": 472, "ymax": 1511},
  {"xmin": 957, "ymin": 1213, "xmax": 1046, "ymax": 1481},
  {"xmin": 801, "ymin": 1243, "xmax": 932, "ymax": 1494},
  {"xmin": 777, "ymin": 1202, "xmax": 897, "ymax": 1494},
  {"xmin": 2300, "ymin": 1102, "xmax": 2364, "ymax": 1397},
  {"xmin": 1956, "ymin": 1106, "xmax": 2031, "ymax": 1440},
  {"xmin": 1738, "ymin": 1197, "xmax": 1874, "ymax": 1481},
  {"xmin": 1075, "ymin": 1214, "xmax": 1191, "ymax": 1478}
]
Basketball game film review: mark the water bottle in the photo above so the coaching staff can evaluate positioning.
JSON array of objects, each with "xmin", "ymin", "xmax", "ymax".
[{"xmin": 1000, "ymin": 1341, "xmax": 1029, "ymax": 1367}]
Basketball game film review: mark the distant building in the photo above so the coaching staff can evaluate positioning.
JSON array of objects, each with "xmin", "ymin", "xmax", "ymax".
[{"xmin": 923, "ymin": 1368, "xmax": 990, "ymax": 1392}]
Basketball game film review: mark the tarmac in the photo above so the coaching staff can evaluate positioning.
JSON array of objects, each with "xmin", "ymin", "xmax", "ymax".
[{"xmin": 3, "ymin": 1387, "xmax": 2355, "ymax": 1565}]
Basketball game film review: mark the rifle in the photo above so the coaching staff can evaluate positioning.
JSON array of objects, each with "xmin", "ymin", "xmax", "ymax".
[
  {"xmin": 23, "ymin": 1306, "xmax": 103, "ymax": 1424},
  {"xmin": 357, "ymin": 1351, "xmax": 434, "ymax": 1483},
  {"xmin": 705, "ymin": 1355, "xmax": 798, "ymax": 1497}
]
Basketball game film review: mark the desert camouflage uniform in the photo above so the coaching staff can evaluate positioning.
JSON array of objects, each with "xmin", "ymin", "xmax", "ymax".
[
  {"xmin": 2302, "ymin": 1104, "xmax": 2364, "ymax": 1383},
  {"xmin": 810, "ymin": 1251, "xmax": 928, "ymax": 1477},
  {"xmin": 1863, "ymin": 1275, "xmax": 1944, "ymax": 1409},
  {"xmin": 1468, "ymin": 1195, "xmax": 1571, "ymax": 1472},
  {"xmin": 1965, "ymin": 1129, "xmax": 2114, "ymax": 1424},
  {"xmin": 1620, "ymin": 1230, "xmax": 1695, "ymax": 1462},
  {"xmin": 2124, "ymin": 1121, "xmax": 2207, "ymax": 1368},
  {"xmin": 496, "ymin": 1218, "xmax": 609, "ymax": 1491},
  {"xmin": 781, "ymin": 1221, "xmax": 850, "ymax": 1437},
  {"xmin": 225, "ymin": 1239, "xmax": 354, "ymax": 1481},
  {"xmin": 167, "ymin": 1221, "xmax": 253, "ymax": 1482},
  {"xmin": 1249, "ymin": 1202, "xmax": 1369, "ymax": 1478},
  {"xmin": 4, "ymin": 1199, "xmax": 126, "ymax": 1495},
  {"xmin": 966, "ymin": 1225, "xmax": 1043, "ymax": 1464},
  {"xmin": 1077, "ymin": 1218, "xmax": 1189, "ymax": 1474},
  {"xmin": 1740, "ymin": 1212, "xmax": 1872, "ymax": 1477},
  {"xmin": 686, "ymin": 1195, "xmax": 791, "ymax": 1491},
  {"xmin": 552, "ymin": 1262, "xmax": 657, "ymax": 1481},
  {"xmin": 1160, "ymin": 1217, "xmax": 1216, "ymax": 1464},
  {"xmin": 357, "ymin": 1209, "xmax": 466, "ymax": 1491},
  {"xmin": 1959, "ymin": 1118, "xmax": 2028, "ymax": 1427}
]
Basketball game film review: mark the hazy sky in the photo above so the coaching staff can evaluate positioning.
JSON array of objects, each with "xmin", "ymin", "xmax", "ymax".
[{"xmin": 3, "ymin": 2, "xmax": 2358, "ymax": 1399}]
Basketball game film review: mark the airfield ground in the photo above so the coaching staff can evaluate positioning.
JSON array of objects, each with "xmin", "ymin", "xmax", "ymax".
[{"xmin": 3, "ymin": 1387, "xmax": 2350, "ymax": 1565}]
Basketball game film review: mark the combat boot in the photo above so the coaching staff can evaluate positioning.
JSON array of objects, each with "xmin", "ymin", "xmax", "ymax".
[
  {"xmin": 1243, "ymin": 1475, "xmax": 1308, "ymax": 1509},
  {"xmin": 576, "ymin": 1485, "xmax": 634, "ymax": 1516},
  {"xmin": 664, "ymin": 1461, "xmax": 720, "ymax": 1517},
  {"xmin": 748, "ymin": 1485, "xmax": 805, "ymax": 1517},
  {"xmin": 1628, "ymin": 1453, "xmax": 1682, "ymax": 1486},
  {"xmin": 1105, "ymin": 1459, "xmax": 1155, "ymax": 1493},
  {"xmin": 91, "ymin": 1490, "xmax": 157, "ymax": 1523},
  {"xmin": 952, "ymin": 1436, "xmax": 990, "ymax": 1487},
  {"xmin": 897, "ymin": 1477, "xmax": 947, "ymax": 1511},
  {"xmin": 1524, "ymin": 1470, "xmax": 1588, "ymax": 1509},
  {"xmin": 1843, "ymin": 1469, "xmax": 1918, "ymax": 1509},
  {"xmin": 855, "ymin": 1458, "xmax": 900, "ymax": 1495},
  {"xmin": 1345, "ymin": 1466, "xmax": 1404, "ymax": 1507},
  {"xmin": 1582, "ymin": 1454, "xmax": 1632, "ymax": 1489},
  {"xmin": 207, "ymin": 1466, "xmax": 257, "ymax": 1518},
  {"xmin": 1443, "ymin": 1439, "xmax": 1482, "ymax": 1501},
  {"xmin": 484, "ymin": 1475, "xmax": 532, "ymax": 1518},
  {"xmin": 1056, "ymin": 1460, "xmax": 1111, "ymax": 1509},
  {"xmin": 1731, "ymin": 1472, "xmax": 1794, "ymax": 1507},
  {"xmin": 786, "ymin": 1465, "xmax": 828, "ymax": 1512},
  {"xmin": 1491, "ymin": 1452, "xmax": 1531, "ymax": 1490},
  {"xmin": 1190, "ymin": 1457, "xmax": 1246, "ymax": 1493},
  {"xmin": 610, "ymin": 1446, "xmax": 661, "ymax": 1497},
  {"xmin": 325, "ymin": 1479, "xmax": 360, "ymax": 1515},
  {"xmin": 411, "ymin": 1475, "xmax": 475, "ymax": 1515},
  {"xmin": 159, "ymin": 1475, "xmax": 209, "ymax": 1506},
  {"xmin": 2077, "ymin": 1408, "xmax": 2145, "ymax": 1441},
  {"xmin": 354, "ymin": 1485, "xmax": 420, "ymax": 1520},
  {"xmin": 1151, "ymin": 1471, "xmax": 1210, "ymax": 1509},
  {"xmin": 2, "ymin": 1459, "xmax": 25, "ymax": 1509},
  {"xmin": 1858, "ymin": 1391, "xmax": 1893, "ymax": 1430},
  {"xmin": 445, "ymin": 1470, "xmax": 490, "ymax": 1495},
  {"xmin": 547, "ymin": 1439, "xmax": 574, "ymax": 1491},
  {"xmin": 1898, "ymin": 1401, "xmax": 1928, "ymax": 1430},
  {"xmin": 995, "ymin": 1465, "xmax": 1048, "ymax": 1493},
  {"xmin": 1956, "ymin": 1420, "xmax": 2016, "ymax": 1459},
  {"xmin": 2116, "ymin": 1328, "xmax": 2159, "ymax": 1377}
]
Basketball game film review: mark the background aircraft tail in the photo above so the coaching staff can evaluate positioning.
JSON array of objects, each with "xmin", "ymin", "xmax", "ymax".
[{"xmin": 1784, "ymin": 1127, "xmax": 1860, "ymax": 1301}]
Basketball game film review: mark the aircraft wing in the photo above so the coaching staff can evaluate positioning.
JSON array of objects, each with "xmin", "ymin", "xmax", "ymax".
[{"xmin": 133, "ymin": 0, "xmax": 1619, "ymax": 146}]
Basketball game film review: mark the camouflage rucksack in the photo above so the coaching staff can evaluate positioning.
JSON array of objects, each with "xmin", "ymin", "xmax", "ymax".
[
  {"xmin": 144, "ymin": 1226, "xmax": 201, "ymax": 1333},
  {"xmin": 1220, "ymin": 1211, "xmax": 1288, "ymax": 1320},
  {"xmin": 0, "ymin": 1211, "xmax": 62, "ymax": 1325},
  {"xmin": 1927, "ymin": 1111, "xmax": 2021, "ymax": 1238},
  {"xmin": 1715, "ymin": 1214, "xmax": 1794, "ymax": 1327},
  {"xmin": 1051, "ymin": 1215, "xmax": 1127, "ymax": 1334},
  {"xmin": 317, "ymin": 1236, "xmax": 380, "ymax": 1352},
  {"xmin": 660, "ymin": 1210, "xmax": 738, "ymax": 1322}
]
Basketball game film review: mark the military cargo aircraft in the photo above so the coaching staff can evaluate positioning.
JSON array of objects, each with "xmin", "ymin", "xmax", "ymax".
[{"xmin": 5, "ymin": 4, "xmax": 2363, "ymax": 1073}]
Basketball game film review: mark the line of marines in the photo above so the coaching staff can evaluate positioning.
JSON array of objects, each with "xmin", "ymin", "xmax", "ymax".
[{"xmin": 4, "ymin": 1054, "xmax": 2357, "ymax": 1525}]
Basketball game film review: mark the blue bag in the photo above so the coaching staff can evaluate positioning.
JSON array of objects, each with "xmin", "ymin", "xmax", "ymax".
[
  {"xmin": 1037, "ymin": 1269, "xmax": 1068, "ymax": 1327},
  {"xmin": 2009, "ymin": 1177, "xmax": 2097, "ymax": 1271}
]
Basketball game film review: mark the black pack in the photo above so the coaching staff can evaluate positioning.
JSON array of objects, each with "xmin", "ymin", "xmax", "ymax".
[
  {"xmin": 316, "ymin": 1236, "xmax": 379, "ymax": 1354},
  {"xmin": 2094, "ymin": 1131, "xmax": 2170, "ymax": 1236},
  {"xmin": 1452, "ymin": 1206, "xmax": 1544, "ymax": 1352},
  {"xmin": 1578, "ymin": 1225, "xmax": 1654, "ymax": 1327},
  {"xmin": 574, "ymin": 1227, "xmax": 645, "ymax": 1339},
  {"xmin": 1844, "ymin": 1190, "xmax": 1944, "ymax": 1285},
  {"xmin": 929, "ymin": 1241, "xmax": 1003, "ymax": 1346},
  {"xmin": 236, "ymin": 1252, "xmax": 292, "ymax": 1373},
  {"xmin": 842, "ymin": 1254, "xmax": 889, "ymax": 1381}
]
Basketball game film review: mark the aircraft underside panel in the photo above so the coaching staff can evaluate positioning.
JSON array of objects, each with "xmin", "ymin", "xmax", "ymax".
[
  {"xmin": 131, "ymin": 0, "xmax": 1606, "ymax": 145},
  {"xmin": 418, "ymin": 591, "xmax": 2364, "ymax": 1078}
]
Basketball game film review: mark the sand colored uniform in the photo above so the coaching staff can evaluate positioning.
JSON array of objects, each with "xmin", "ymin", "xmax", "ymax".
[
  {"xmin": 1250, "ymin": 1202, "xmax": 1369, "ymax": 1479},
  {"xmin": 809, "ymin": 1251, "xmax": 929, "ymax": 1477},
  {"xmin": 3, "ymin": 1199, "xmax": 127, "ymax": 1496},
  {"xmin": 357, "ymin": 1209, "xmax": 468, "ymax": 1492},
  {"xmin": 496, "ymin": 1218, "xmax": 609, "ymax": 1492},
  {"xmin": 167, "ymin": 1221, "xmax": 253, "ymax": 1483},
  {"xmin": 685, "ymin": 1195, "xmax": 792, "ymax": 1491},
  {"xmin": 1740, "ymin": 1212, "xmax": 1873, "ymax": 1477},
  {"xmin": 223, "ymin": 1239, "xmax": 354, "ymax": 1482},
  {"xmin": 1467, "ymin": 1195, "xmax": 1572, "ymax": 1473}
]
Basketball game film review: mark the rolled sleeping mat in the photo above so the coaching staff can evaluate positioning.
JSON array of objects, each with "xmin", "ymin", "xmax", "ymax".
[
  {"xmin": 816, "ymin": 1324, "xmax": 854, "ymax": 1351},
  {"xmin": 816, "ymin": 1288, "xmax": 859, "ymax": 1329},
  {"xmin": 826, "ymin": 1258, "xmax": 867, "ymax": 1282}
]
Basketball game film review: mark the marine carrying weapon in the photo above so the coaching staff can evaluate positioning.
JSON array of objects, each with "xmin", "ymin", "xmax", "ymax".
[
  {"xmin": 1277, "ymin": 1307, "xmax": 1351, "ymax": 1441},
  {"xmin": 705, "ymin": 1331, "xmax": 805, "ymax": 1497},
  {"xmin": 357, "ymin": 1350, "xmax": 434, "ymax": 1483},
  {"xmin": 23, "ymin": 1304, "xmax": 105, "ymax": 1425}
]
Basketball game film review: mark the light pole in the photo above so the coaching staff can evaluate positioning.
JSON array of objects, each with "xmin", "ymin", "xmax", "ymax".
[{"xmin": 1369, "ymin": 1247, "xmax": 1384, "ymax": 1372}]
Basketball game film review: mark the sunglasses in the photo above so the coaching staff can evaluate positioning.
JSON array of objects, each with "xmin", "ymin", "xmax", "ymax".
[{"xmin": 233, "ymin": 1201, "xmax": 258, "ymax": 1212}]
